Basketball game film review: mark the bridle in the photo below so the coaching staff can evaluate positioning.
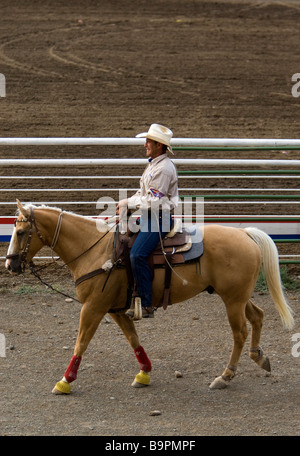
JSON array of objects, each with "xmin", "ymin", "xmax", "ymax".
[
  {"xmin": 6, "ymin": 207, "xmax": 85, "ymax": 302},
  {"xmin": 6, "ymin": 207, "xmax": 49, "ymax": 272}
]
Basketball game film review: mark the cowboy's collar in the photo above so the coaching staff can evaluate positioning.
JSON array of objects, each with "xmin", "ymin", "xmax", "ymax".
[{"xmin": 148, "ymin": 153, "xmax": 168, "ymax": 164}]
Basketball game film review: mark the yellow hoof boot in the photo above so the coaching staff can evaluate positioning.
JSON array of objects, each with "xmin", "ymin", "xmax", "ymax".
[
  {"xmin": 52, "ymin": 380, "xmax": 71, "ymax": 395},
  {"xmin": 132, "ymin": 370, "xmax": 150, "ymax": 387}
]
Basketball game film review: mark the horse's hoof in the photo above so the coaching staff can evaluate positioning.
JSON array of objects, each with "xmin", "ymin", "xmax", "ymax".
[
  {"xmin": 260, "ymin": 356, "xmax": 271, "ymax": 372},
  {"xmin": 252, "ymin": 350, "xmax": 271, "ymax": 372},
  {"xmin": 52, "ymin": 380, "xmax": 71, "ymax": 394},
  {"xmin": 209, "ymin": 376, "xmax": 229, "ymax": 390},
  {"xmin": 52, "ymin": 387, "xmax": 65, "ymax": 395},
  {"xmin": 131, "ymin": 370, "xmax": 150, "ymax": 387},
  {"xmin": 131, "ymin": 380, "xmax": 148, "ymax": 388}
]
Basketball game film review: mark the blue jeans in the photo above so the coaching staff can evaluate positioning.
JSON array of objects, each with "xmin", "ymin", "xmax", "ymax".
[{"xmin": 130, "ymin": 210, "xmax": 172, "ymax": 308}]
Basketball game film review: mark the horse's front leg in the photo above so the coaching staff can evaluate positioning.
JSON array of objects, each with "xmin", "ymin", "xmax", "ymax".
[
  {"xmin": 52, "ymin": 302, "xmax": 106, "ymax": 395},
  {"xmin": 110, "ymin": 312, "xmax": 152, "ymax": 387}
]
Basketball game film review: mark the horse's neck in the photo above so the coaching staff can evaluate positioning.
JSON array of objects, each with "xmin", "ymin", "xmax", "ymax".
[{"xmin": 52, "ymin": 212, "xmax": 113, "ymax": 271}]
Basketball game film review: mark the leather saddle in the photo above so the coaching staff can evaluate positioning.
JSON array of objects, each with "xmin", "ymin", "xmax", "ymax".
[
  {"xmin": 113, "ymin": 221, "xmax": 193, "ymax": 309},
  {"xmin": 115, "ymin": 224, "xmax": 191, "ymax": 266}
]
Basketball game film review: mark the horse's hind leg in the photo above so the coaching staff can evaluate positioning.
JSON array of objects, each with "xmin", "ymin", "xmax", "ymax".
[
  {"xmin": 246, "ymin": 299, "xmax": 271, "ymax": 372},
  {"xmin": 210, "ymin": 300, "xmax": 248, "ymax": 389},
  {"xmin": 110, "ymin": 312, "xmax": 152, "ymax": 387}
]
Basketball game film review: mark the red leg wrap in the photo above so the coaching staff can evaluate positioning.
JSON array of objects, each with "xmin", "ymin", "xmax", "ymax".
[
  {"xmin": 134, "ymin": 346, "xmax": 152, "ymax": 372},
  {"xmin": 64, "ymin": 355, "xmax": 82, "ymax": 383}
]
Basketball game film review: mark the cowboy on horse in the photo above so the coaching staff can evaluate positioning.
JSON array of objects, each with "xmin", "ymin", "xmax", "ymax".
[{"xmin": 116, "ymin": 123, "xmax": 179, "ymax": 318}]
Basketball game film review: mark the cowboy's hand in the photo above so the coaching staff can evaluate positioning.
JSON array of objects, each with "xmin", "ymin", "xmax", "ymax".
[
  {"xmin": 117, "ymin": 199, "xmax": 129, "ymax": 234},
  {"xmin": 116, "ymin": 199, "xmax": 128, "ymax": 215}
]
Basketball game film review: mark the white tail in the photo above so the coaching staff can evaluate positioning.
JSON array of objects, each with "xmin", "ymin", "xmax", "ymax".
[{"xmin": 244, "ymin": 227, "xmax": 295, "ymax": 330}]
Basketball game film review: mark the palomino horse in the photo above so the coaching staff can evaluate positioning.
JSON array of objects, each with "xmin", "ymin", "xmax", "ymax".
[{"xmin": 5, "ymin": 200, "xmax": 294, "ymax": 394}]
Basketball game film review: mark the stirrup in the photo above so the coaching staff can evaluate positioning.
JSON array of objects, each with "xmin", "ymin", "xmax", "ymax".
[{"xmin": 125, "ymin": 296, "xmax": 142, "ymax": 321}]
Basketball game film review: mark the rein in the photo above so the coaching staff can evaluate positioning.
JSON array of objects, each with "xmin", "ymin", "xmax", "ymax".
[
  {"xmin": 10, "ymin": 207, "xmax": 117, "ymax": 301},
  {"xmin": 51, "ymin": 210, "xmax": 64, "ymax": 251},
  {"xmin": 29, "ymin": 261, "xmax": 81, "ymax": 303}
]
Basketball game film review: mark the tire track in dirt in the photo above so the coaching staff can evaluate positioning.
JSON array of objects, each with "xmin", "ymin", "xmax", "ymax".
[
  {"xmin": 0, "ymin": 25, "xmax": 84, "ymax": 79},
  {"xmin": 48, "ymin": 45, "xmax": 192, "ymax": 94},
  {"xmin": 0, "ymin": 26, "xmax": 191, "ymax": 94},
  {"xmin": 0, "ymin": 35, "xmax": 63, "ymax": 78}
]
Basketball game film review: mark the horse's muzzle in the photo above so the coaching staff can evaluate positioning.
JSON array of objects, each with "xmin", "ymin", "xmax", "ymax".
[{"xmin": 5, "ymin": 254, "xmax": 23, "ymax": 274}]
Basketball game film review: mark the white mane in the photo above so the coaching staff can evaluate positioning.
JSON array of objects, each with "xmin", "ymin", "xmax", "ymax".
[{"xmin": 17, "ymin": 203, "xmax": 109, "ymax": 229}]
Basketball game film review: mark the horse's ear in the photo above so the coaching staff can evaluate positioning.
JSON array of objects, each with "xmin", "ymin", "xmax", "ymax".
[{"xmin": 16, "ymin": 199, "xmax": 29, "ymax": 218}]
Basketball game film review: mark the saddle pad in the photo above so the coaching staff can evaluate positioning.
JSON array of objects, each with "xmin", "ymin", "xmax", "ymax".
[
  {"xmin": 153, "ymin": 225, "xmax": 203, "ymax": 265},
  {"xmin": 181, "ymin": 225, "xmax": 204, "ymax": 262}
]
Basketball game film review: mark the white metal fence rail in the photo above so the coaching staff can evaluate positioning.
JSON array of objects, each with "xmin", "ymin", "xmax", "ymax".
[{"xmin": 1, "ymin": 137, "xmax": 300, "ymax": 263}]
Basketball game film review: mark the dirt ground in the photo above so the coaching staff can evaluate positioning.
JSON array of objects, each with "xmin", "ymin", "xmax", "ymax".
[{"xmin": 0, "ymin": 0, "xmax": 299, "ymax": 438}]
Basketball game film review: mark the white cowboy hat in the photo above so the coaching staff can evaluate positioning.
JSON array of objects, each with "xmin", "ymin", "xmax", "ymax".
[{"xmin": 136, "ymin": 123, "xmax": 174, "ymax": 154}]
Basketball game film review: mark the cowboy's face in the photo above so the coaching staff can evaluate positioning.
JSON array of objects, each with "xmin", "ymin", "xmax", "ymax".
[{"xmin": 145, "ymin": 138, "xmax": 163, "ymax": 159}]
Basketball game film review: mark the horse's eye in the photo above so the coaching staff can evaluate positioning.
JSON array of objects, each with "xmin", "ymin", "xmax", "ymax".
[{"xmin": 17, "ymin": 230, "xmax": 25, "ymax": 237}]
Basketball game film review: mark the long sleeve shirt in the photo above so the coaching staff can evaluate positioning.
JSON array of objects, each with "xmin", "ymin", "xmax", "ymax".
[{"xmin": 127, "ymin": 153, "xmax": 179, "ymax": 211}]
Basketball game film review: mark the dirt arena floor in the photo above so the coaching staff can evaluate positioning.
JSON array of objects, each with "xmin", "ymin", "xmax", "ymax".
[{"xmin": 0, "ymin": 0, "xmax": 299, "ymax": 438}]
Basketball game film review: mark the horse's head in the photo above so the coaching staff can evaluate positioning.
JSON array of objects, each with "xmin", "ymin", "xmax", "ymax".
[{"xmin": 5, "ymin": 200, "xmax": 45, "ymax": 274}]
